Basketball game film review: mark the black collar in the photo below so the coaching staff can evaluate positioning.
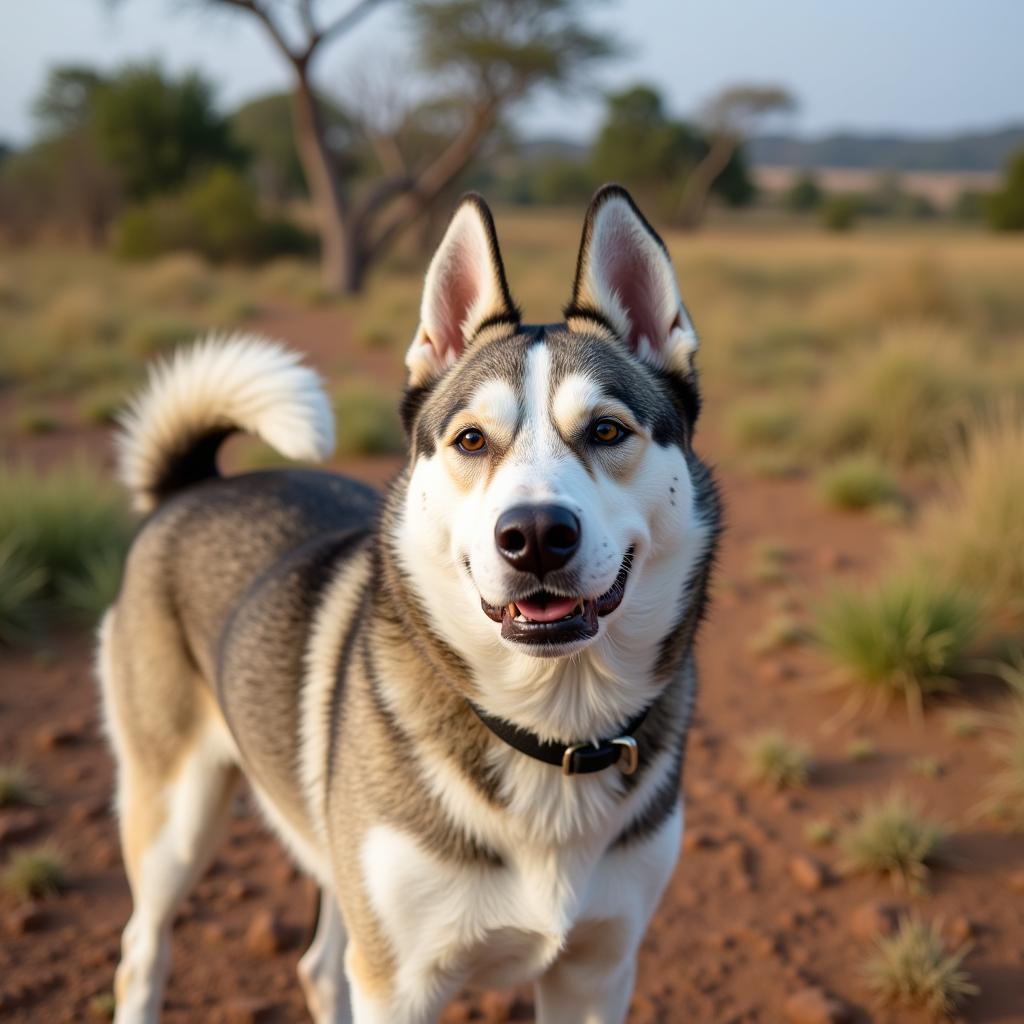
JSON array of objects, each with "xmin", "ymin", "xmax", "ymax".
[{"xmin": 468, "ymin": 703, "xmax": 648, "ymax": 776}]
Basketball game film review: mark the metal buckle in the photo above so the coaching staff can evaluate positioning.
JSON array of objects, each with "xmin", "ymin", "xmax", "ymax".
[
  {"xmin": 561, "ymin": 743, "xmax": 586, "ymax": 776},
  {"xmin": 612, "ymin": 736, "xmax": 639, "ymax": 775}
]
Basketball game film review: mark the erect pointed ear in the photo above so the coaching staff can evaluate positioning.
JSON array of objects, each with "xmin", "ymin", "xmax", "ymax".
[
  {"xmin": 405, "ymin": 194, "xmax": 520, "ymax": 387},
  {"xmin": 565, "ymin": 184, "xmax": 698, "ymax": 374}
]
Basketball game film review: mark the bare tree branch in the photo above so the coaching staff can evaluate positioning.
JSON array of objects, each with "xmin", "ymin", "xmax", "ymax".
[
  {"xmin": 214, "ymin": 0, "xmax": 299, "ymax": 64},
  {"xmin": 312, "ymin": 0, "xmax": 393, "ymax": 56}
]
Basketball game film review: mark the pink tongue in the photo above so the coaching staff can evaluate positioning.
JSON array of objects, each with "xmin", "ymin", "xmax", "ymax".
[{"xmin": 515, "ymin": 596, "xmax": 579, "ymax": 623}]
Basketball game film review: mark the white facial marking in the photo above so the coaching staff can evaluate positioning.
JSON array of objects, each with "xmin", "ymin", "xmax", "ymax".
[{"xmin": 551, "ymin": 373, "xmax": 603, "ymax": 438}]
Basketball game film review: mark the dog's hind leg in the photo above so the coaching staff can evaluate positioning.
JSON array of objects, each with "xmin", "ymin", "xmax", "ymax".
[
  {"xmin": 99, "ymin": 613, "xmax": 239, "ymax": 1024},
  {"xmin": 298, "ymin": 890, "xmax": 352, "ymax": 1023}
]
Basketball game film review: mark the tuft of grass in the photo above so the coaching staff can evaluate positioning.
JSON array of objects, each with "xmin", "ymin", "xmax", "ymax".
[
  {"xmin": 57, "ymin": 549, "xmax": 125, "ymax": 623},
  {"xmin": 841, "ymin": 791, "xmax": 947, "ymax": 893},
  {"xmin": 913, "ymin": 413, "xmax": 1024, "ymax": 629},
  {"xmin": 743, "ymin": 731, "xmax": 812, "ymax": 790},
  {"xmin": 2, "ymin": 844, "xmax": 67, "ymax": 899},
  {"xmin": 817, "ymin": 573, "xmax": 980, "ymax": 717},
  {"xmin": 15, "ymin": 406, "xmax": 59, "ymax": 435},
  {"xmin": 979, "ymin": 700, "xmax": 1024, "ymax": 832},
  {"xmin": 818, "ymin": 454, "xmax": 902, "ymax": 511},
  {"xmin": 89, "ymin": 992, "xmax": 117, "ymax": 1021},
  {"xmin": 750, "ymin": 541, "xmax": 793, "ymax": 585},
  {"xmin": 0, "ymin": 463, "xmax": 131, "ymax": 642},
  {"xmin": 122, "ymin": 314, "xmax": 197, "ymax": 358},
  {"xmin": 80, "ymin": 385, "xmax": 127, "ymax": 426},
  {"xmin": 865, "ymin": 916, "xmax": 977, "ymax": 1017},
  {"xmin": 805, "ymin": 819, "xmax": 836, "ymax": 846},
  {"xmin": 0, "ymin": 541, "xmax": 48, "ymax": 646},
  {"xmin": 134, "ymin": 252, "xmax": 213, "ymax": 306},
  {"xmin": 910, "ymin": 756, "xmax": 944, "ymax": 779},
  {"xmin": 0, "ymin": 764, "xmax": 43, "ymax": 808},
  {"xmin": 334, "ymin": 385, "xmax": 405, "ymax": 457},
  {"xmin": 752, "ymin": 613, "xmax": 807, "ymax": 655},
  {"xmin": 847, "ymin": 738, "xmax": 877, "ymax": 762},
  {"xmin": 726, "ymin": 399, "xmax": 800, "ymax": 452},
  {"xmin": 945, "ymin": 709, "xmax": 983, "ymax": 739}
]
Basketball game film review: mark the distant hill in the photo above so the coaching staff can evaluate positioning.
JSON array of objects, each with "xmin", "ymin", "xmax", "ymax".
[{"xmin": 748, "ymin": 125, "xmax": 1024, "ymax": 172}]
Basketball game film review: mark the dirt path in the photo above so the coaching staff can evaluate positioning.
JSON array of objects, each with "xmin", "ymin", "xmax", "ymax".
[{"xmin": 2, "ymin": 307, "xmax": 1022, "ymax": 1022}]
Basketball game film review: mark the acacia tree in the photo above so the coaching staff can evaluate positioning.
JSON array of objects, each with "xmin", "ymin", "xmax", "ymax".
[
  {"xmin": 677, "ymin": 84, "xmax": 795, "ymax": 228},
  {"xmin": 127, "ymin": 0, "xmax": 611, "ymax": 293}
]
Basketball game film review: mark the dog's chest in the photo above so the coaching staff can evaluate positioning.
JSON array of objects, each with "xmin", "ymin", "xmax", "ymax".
[{"xmin": 361, "ymin": 823, "xmax": 606, "ymax": 989}]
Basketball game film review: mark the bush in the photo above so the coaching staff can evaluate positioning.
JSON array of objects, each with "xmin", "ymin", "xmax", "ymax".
[
  {"xmin": 986, "ymin": 149, "xmax": 1024, "ymax": 231},
  {"xmin": 726, "ymin": 400, "xmax": 799, "ymax": 452},
  {"xmin": 818, "ymin": 455, "xmax": 901, "ymax": 511},
  {"xmin": 743, "ymin": 731, "xmax": 811, "ymax": 789},
  {"xmin": 820, "ymin": 194, "xmax": 859, "ymax": 232},
  {"xmin": 2, "ymin": 845, "xmax": 67, "ymax": 899},
  {"xmin": 817, "ymin": 573, "xmax": 980, "ymax": 716},
  {"xmin": 115, "ymin": 165, "xmax": 315, "ymax": 264},
  {"xmin": 783, "ymin": 172, "xmax": 823, "ymax": 212}
]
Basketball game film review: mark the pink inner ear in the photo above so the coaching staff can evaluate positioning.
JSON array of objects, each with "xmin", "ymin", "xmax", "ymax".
[
  {"xmin": 602, "ymin": 244, "xmax": 665, "ymax": 353},
  {"xmin": 430, "ymin": 248, "xmax": 482, "ymax": 363}
]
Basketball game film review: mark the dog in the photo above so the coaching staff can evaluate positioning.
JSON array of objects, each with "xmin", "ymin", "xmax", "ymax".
[{"xmin": 99, "ymin": 185, "xmax": 721, "ymax": 1023}]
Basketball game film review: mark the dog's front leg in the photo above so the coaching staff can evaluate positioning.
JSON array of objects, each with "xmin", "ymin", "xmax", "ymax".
[
  {"xmin": 344, "ymin": 941, "xmax": 448, "ymax": 1024},
  {"xmin": 533, "ymin": 919, "xmax": 638, "ymax": 1024}
]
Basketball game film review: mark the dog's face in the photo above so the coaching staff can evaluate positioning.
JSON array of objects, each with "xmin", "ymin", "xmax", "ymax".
[{"xmin": 393, "ymin": 188, "xmax": 715, "ymax": 732}]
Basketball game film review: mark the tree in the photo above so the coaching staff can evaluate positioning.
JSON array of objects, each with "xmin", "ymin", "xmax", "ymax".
[
  {"xmin": 118, "ymin": 0, "xmax": 612, "ymax": 293},
  {"xmin": 590, "ymin": 84, "xmax": 753, "ymax": 223},
  {"xmin": 986, "ymin": 149, "xmax": 1024, "ymax": 231},
  {"xmin": 783, "ymin": 172, "xmax": 822, "ymax": 212},
  {"xmin": 678, "ymin": 84, "xmax": 795, "ymax": 228}
]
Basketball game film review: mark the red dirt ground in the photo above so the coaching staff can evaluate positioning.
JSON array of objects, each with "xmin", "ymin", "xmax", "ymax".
[{"xmin": 2, "ymin": 305, "xmax": 1022, "ymax": 1023}]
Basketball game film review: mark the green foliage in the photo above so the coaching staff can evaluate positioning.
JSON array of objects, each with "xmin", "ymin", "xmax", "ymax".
[
  {"xmin": 0, "ymin": 765, "xmax": 43, "ymax": 808},
  {"xmin": 841, "ymin": 792, "xmax": 947, "ymax": 892},
  {"xmin": 817, "ymin": 574, "xmax": 980, "ymax": 716},
  {"xmin": 866, "ymin": 917, "xmax": 977, "ymax": 1015},
  {"xmin": 818, "ymin": 455, "xmax": 901, "ymax": 511},
  {"xmin": 3, "ymin": 845, "xmax": 67, "ymax": 899},
  {"xmin": 589, "ymin": 84, "xmax": 754, "ymax": 220},
  {"xmin": 0, "ymin": 463, "xmax": 131, "ymax": 644},
  {"xmin": 820, "ymin": 194, "xmax": 860, "ymax": 232},
  {"xmin": 985, "ymin": 149, "xmax": 1024, "ymax": 231},
  {"xmin": 334, "ymin": 386, "xmax": 405, "ymax": 456},
  {"xmin": 115, "ymin": 166, "xmax": 314, "ymax": 263},
  {"xmin": 783, "ymin": 172, "xmax": 823, "ymax": 212}
]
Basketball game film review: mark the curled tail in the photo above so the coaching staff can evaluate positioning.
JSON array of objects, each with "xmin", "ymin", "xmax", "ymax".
[{"xmin": 117, "ymin": 333, "xmax": 335, "ymax": 514}]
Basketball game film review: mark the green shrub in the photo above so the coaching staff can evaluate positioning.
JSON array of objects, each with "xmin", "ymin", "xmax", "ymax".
[
  {"xmin": 817, "ymin": 574, "xmax": 980, "ymax": 716},
  {"xmin": 0, "ymin": 765, "xmax": 43, "ymax": 808},
  {"xmin": 115, "ymin": 165, "xmax": 315, "ymax": 264},
  {"xmin": 985, "ymin": 149, "xmax": 1024, "ymax": 232},
  {"xmin": 818, "ymin": 455, "xmax": 901, "ymax": 511},
  {"xmin": 743, "ymin": 731, "xmax": 811, "ymax": 789},
  {"xmin": 820, "ymin": 194, "xmax": 859, "ymax": 232},
  {"xmin": 3, "ymin": 845, "xmax": 66, "ymax": 899},
  {"xmin": 0, "ymin": 542, "xmax": 47, "ymax": 646},
  {"xmin": 334, "ymin": 386, "xmax": 404, "ymax": 457}
]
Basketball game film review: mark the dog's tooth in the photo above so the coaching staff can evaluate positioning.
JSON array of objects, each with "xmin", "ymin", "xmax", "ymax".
[{"xmin": 507, "ymin": 602, "xmax": 518, "ymax": 618}]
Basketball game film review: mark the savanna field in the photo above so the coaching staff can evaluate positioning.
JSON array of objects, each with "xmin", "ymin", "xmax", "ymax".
[{"xmin": 2, "ymin": 213, "xmax": 1024, "ymax": 1021}]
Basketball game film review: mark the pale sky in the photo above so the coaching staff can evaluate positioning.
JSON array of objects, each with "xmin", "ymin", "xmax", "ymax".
[{"xmin": 2, "ymin": 0, "xmax": 1022, "ymax": 146}]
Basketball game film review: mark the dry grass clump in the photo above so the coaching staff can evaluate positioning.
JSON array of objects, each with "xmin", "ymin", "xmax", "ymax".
[
  {"xmin": 805, "ymin": 819, "xmax": 836, "ymax": 846},
  {"xmin": 333, "ymin": 385, "xmax": 405, "ymax": 457},
  {"xmin": 743, "ymin": 731, "xmax": 812, "ymax": 790},
  {"xmin": 0, "ymin": 764, "xmax": 43, "ymax": 808},
  {"xmin": 865, "ymin": 916, "xmax": 977, "ymax": 1017},
  {"xmin": 979, "ymin": 700, "xmax": 1024, "ymax": 832},
  {"xmin": 818, "ymin": 454, "xmax": 902, "ymax": 511},
  {"xmin": 816, "ymin": 573, "xmax": 980, "ymax": 717},
  {"xmin": 752, "ymin": 612, "xmax": 807, "ymax": 655},
  {"xmin": 726, "ymin": 399, "xmax": 800, "ymax": 454},
  {"xmin": 2, "ymin": 844, "xmax": 67, "ymax": 899},
  {"xmin": 750, "ymin": 541, "xmax": 793, "ymax": 585},
  {"xmin": 133, "ymin": 252, "xmax": 213, "ymax": 306},
  {"xmin": 847, "ymin": 738, "xmax": 877, "ymax": 762},
  {"xmin": 841, "ymin": 791, "xmax": 947, "ymax": 893},
  {"xmin": 816, "ymin": 327, "xmax": 986, "ymax": 469},
  {"xmin": 912, "ymin": 413, "xmax": 1024, "ymax": 629}
]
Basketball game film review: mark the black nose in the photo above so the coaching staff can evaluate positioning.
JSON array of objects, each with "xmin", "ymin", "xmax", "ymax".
[{"xmin": 495, "ymin": 504, "xmax": 581, "ymax": 578}]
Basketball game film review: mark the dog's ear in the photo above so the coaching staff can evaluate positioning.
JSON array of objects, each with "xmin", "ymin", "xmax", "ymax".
[
  {"xmin": 565, "ymin": 184, "xmax": 697, "ymax": 374},
  {"xmin": 405, "ymin": 194, "xmax": 520, "ymax": 387}
]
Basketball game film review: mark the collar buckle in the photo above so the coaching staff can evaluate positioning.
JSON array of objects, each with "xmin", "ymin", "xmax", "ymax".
[{"xmin": 612, "ymin": 735, "xmax": 639, "ymax": 775}]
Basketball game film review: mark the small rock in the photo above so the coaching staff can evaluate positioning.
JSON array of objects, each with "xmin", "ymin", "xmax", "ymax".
[
  {"xmin": 201, "ymin": 922, "xmax": 228, "ymax": 946},
  {"xmin": 0, "ymin": 810, "xmax": 44, "ymax": 846},
  {"xmin": 944, "ymin": 915, "xmax": 974, "ymax": 946},
  {"xmin": 789, "ymin": 854, "xmax": 826, "ymax": 892},
  {"xmin": 784, "ymin": 986, "xmax": 851, "ymax": 1024},
  {"xmin": 816, "ymin": 549, "xmax": 849, "ymax": 572},
  {"xmin": 69, "ymin": 799, "xmax": 108, "ymax": 825},
  {"xmin": 243, "ymin": 911, "xmax": 289, "ymax": 957},
  {"xmin": 225, "ymin": 879, "xmax": 254, "ymax": 902},
  {"xmin": 5, "ymin": 904, "xmax": 47, "ymax": 935},
  {"xmin": 221, "ymin": 998, "xmax": 273, "ymax": 1024},
  {"xmin": 849, "ymin": 900, "xmax": 901, "ymax": 940},
  {"xmin": 683, "ymin": 829, "xmax": 719, "ymax": 852}
]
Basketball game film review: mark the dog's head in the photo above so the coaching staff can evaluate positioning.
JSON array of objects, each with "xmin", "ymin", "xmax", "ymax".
[{"xmin": 392, "ymin": 186, "xmax": 718, "ymax": 736}]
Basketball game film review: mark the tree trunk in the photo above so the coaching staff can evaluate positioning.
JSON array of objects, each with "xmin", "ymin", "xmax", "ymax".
[
  {"xmin": 677, "ymin": 133, "xmax": 739, "ymax": 230},
  {"xmin": 290, "ymin": 74, "xmax": 355, "ymax": 293}
]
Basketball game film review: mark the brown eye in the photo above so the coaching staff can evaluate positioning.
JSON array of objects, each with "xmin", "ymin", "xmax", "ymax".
[
  {"xmin": 455, "ymin": 428, "xmax": 487, "ymax": 453},
  {"xmin": 591, "ymin": 418, "xmax": 627, "ymax": 445}
]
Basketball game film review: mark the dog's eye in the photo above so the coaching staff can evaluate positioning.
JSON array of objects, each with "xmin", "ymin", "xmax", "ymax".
[
  {"xmin": 455, "ymin": 428, "xmax": 487, "ymax": 453},
  {"xmin": 590, "ymin": 418, "xmax": 628, "ymax": 445}
]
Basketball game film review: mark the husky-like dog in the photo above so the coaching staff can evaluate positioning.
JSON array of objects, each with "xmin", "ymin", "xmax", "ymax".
[{"xmin": 100, "ymin": 186, "xmax": 720, "ymax": 1023}]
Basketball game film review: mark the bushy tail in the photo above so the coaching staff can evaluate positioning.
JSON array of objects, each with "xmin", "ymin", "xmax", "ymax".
[{"xmin": 117, "ymin": 333, "xmax": 335, "ymax": 514}]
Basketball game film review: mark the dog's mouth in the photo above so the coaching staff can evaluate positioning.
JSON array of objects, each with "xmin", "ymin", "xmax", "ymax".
[{"xmin": 480, "ymin": 548, "xmax": 634, "ymax": 647}]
